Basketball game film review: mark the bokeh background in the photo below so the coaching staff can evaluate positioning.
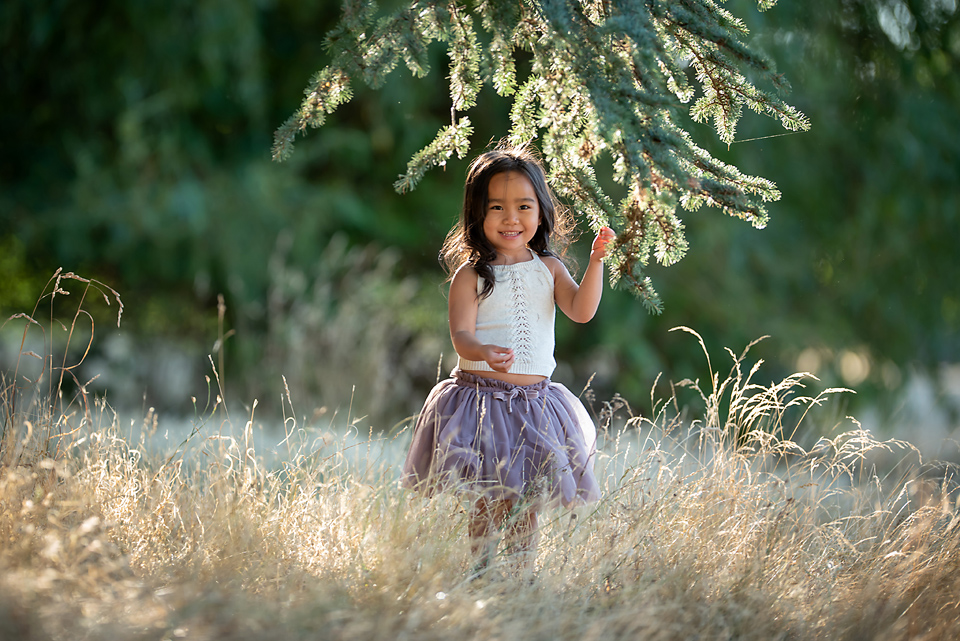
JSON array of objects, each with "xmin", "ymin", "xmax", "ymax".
[{"xmin": 2, "ymin": 0, "xmax": 958, "ymax": 448}]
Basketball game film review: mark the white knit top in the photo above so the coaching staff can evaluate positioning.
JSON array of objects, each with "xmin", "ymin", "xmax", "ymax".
[{"xmin": 458, "ymin": 252, "xmax": 557, "ymax": 377}]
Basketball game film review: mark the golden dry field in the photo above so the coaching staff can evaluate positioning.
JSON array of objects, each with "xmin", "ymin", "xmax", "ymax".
[{"xmin": 3, "ymin": 276, "xmax": 960, "ymax": 640}]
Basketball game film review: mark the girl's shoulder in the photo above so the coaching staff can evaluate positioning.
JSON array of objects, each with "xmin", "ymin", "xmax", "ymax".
[
  {"xmin": 452, "ymin": 262, "xmax": 479, "ymax": 281},
  {"xmin": 450, "ymin": 262, "xmax": 479, "ymax": 291},
  {"xmin": 537, "ymin": 254, "xmax": 570, "ymax": 278}
]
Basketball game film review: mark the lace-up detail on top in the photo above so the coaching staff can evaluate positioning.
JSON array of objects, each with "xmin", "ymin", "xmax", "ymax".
[{"xmin": 458, "ymin": 252, "xmax": 556, "ymax": 377}]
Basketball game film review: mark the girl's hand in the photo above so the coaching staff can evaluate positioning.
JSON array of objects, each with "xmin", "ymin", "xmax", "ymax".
[
  {"xmin": 590, "ymin": 227, "xmax": 616, "ymax": 263},
  {"xmin": 482, "ymin": 345, "xmax": 515, "ymax": 373}
]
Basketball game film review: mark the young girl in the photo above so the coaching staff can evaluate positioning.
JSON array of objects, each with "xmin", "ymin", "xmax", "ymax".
[{"xmin": 402, "ymin": 143, "xmax": 615, "ymax": 570}]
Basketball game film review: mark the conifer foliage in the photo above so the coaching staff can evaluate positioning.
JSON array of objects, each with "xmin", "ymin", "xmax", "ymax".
[{"xmin": 273, "ymin": 0, "xmax": 809, "ymax": 312}]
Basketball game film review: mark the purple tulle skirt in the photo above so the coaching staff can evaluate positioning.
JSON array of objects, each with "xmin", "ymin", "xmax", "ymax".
[{"xmin": 401, "ymin": 369, "xmax": 600, "ymax": 507}]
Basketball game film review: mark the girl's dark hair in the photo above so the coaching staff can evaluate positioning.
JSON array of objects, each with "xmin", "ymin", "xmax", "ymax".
[{"xmin": 441, "ymin": 142, "xmax": 575, "ymax": 299}]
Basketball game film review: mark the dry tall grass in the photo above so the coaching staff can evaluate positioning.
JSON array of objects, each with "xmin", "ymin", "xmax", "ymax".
[{"xmin": 3, "ymin": 282, "xmax": 960, "ymax": 640}]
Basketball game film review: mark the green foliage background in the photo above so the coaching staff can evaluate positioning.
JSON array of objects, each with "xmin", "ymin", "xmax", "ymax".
[{"xmin": 2, "ymin": 0, "xmax": 958, "ymax": 426}]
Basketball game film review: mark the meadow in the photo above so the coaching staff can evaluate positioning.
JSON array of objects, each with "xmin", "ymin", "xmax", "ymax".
[{"xmin": 2, "ymin": 275, "xmax": 960, "ymax": 641}]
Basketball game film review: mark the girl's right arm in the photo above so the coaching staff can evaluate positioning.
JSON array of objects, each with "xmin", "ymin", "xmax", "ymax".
[{"xmin": 449, "ymin": 265, "xmax": 515, "ymax": 373}]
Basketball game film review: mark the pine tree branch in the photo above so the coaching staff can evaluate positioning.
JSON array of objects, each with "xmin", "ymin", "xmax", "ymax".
[
  {"xmin": 393, "ymin": 116, "xmax": 474, "ymax": 193},
  {"xmin": 274, "ymin": 0, "xmax": 810, "ymax": 312}
]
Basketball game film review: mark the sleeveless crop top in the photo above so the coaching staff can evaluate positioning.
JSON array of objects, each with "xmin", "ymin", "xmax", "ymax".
[{"xmin": 458, "ymin": 251, "xmax": 557, "ymax": 377}]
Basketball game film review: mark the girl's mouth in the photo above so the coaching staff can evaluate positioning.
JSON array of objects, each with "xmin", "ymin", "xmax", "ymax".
[{"xmin": 500, "ymin": 231, "xmax": 521, "ymax": 237}]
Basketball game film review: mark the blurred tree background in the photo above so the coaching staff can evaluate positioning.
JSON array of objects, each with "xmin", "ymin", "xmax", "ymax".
[{"xmin": 1, "ymin": 0, "xmax": 958, "ymax": 433}]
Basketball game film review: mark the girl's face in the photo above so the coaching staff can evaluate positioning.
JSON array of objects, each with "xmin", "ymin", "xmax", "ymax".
[{"xmin": 482, "ymin": 171, "xmax": 541, "ymax": 263}]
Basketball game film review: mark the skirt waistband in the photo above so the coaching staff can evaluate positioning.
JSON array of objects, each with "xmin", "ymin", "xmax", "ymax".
[{"xmin": 453, "ymin": 368, "xmax": 551, "ymax": 394}]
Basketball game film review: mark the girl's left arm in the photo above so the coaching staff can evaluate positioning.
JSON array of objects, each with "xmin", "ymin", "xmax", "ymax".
[{"xmin": 551, "ymin": 226, "xmax": 616, "ymax": 324}]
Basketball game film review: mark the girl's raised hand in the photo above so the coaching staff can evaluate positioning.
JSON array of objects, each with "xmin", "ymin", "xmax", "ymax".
[
  {"xmin": 482, "ymin": 345, "xmax": 515, "ymax": 373},
  {"xmin": 590, "ymin": 226, "xmax": 616, "ymax": 262}
]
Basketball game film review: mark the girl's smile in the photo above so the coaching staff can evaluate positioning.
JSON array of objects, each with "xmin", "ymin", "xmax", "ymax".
[{"xmin": 483, "ymin": 171, "xmax": 541, "ymax": 264}]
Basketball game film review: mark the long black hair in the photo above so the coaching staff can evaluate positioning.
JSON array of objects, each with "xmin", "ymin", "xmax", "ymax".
[{"xmin": 441, "ymin": 142, "xmax": 575, "ymax": 299}]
